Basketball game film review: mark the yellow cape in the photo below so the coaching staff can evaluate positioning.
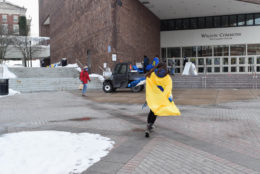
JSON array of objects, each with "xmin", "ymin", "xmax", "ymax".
[{"xmin": 146, "ymin": 72, "xmax": 181, "ymax": 116}]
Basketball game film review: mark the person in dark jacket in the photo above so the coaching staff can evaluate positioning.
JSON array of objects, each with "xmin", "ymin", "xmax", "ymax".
[
  {"xmin": 80, "ymin": 66, "xmax": 91, "ymax": 96},
  {"xmin": 143, "ymin": 55, "xmax": 150, "ymax": 73}
]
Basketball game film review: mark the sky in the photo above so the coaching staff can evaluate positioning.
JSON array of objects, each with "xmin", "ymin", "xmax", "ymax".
[{"xmin": 7, "ymin": 0, "xmax": 39, "ymax": 36}]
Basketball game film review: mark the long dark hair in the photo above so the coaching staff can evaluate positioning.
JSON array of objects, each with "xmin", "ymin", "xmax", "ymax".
[{"xmin": 146, "ymin": 62, "xmax": 168, "ymax": 78}]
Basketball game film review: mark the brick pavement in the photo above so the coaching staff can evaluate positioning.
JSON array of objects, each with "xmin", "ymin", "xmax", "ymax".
[{"xmin": 0, "ymin": 90, "xmax": 260, "ymax": 173}]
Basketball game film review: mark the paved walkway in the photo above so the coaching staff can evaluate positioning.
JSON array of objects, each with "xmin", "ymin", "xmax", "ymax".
[{"xmin": 0, "ymin": 89, "xmax": 260, "ymax": 173}]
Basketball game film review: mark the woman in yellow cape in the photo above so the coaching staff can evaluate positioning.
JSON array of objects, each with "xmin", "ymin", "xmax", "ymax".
[{"xmin": 145, "ymin": 62, "xmax": 181, "ymax": 137}]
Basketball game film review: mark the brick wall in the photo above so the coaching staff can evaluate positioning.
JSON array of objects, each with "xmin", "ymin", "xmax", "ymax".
[{"xmin": 39, "ymin": 0, "xmax": 160, "ymax": 73}]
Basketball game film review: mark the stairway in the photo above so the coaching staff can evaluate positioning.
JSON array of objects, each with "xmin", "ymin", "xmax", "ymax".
[
  {"xmin": 172, "ymin": 74, "xmax": 259, "ymax": 89},
  {"xmin": 8, "ymin": 68, "xmax": 103, "ymax": 93}
]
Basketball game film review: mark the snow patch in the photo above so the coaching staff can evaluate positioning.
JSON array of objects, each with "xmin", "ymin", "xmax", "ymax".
[
  {"xmin": 0, "ymin": 131, "xmax": 114, "ymax": 174},
  {"xmin": 0, "ymin": 64, "xmax": 17, "ymax": 79},
  {"xmin": 0, "ymin": 89, "xmax": 21, "ymax": 98},
  {"xmin": 90, "ymin": 74, "xmax": 105, "ymax": 82}
]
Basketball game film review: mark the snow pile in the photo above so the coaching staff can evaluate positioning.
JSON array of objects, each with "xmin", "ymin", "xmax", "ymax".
[
  {"xmin": 0, "ymin": 89, "xmax": 21, "ymax": 98},
  {"xmin": 0, "ymin": 131, "xmax": 114, "ymax": 174},
  {"xmin": 65, "ymin": 63, "xmax": 82, "ymax": 72},
  {"xmin": 1, "ymin": 64, "xmax": 17, "ymax": 79},
  {"xmin": 90, "ymin": 74, "xmax": 105, "ymax": 82}
]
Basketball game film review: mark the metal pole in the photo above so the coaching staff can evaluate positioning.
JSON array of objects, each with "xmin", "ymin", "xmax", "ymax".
[{"xmin": 29, "ymin": 41, "xmax": 32, "ymax": 67}]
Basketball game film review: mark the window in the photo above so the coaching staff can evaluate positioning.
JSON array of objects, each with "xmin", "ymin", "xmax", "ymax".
[
  {"xmin": 2, "ymin": 24, "xmax": 8, "ymax": 33},
  {"xmin": 221, "ymin": 16, "xmax": 229, "ymax": 27},
  {"xmin": 238, "ymin": 14, "xmax": 245, "ymax": 26},
  {"xmin": 13, "ymin": 24, "xmax": 19, "ymax": 34},
  {"xmin": 198, "ymin": 46, "xmax": 212, "ymax": 57},
  {"xmin": 190, "ymin": 18, "xmax": 197, "ymax": 29},
  {"xmin": 230, "ymin": 45, "xmax": 246, "ymax": 56},
  {"xmin": 214, "ymin": 58, "xmax": 220, "ymax": 65},
  {"xmin": 231, "ymin": 57, "xmax": 237, "ymax": 65},
  {"xmin": 167, "ymin": 47, "xmax": 181, "ymax": 58},
  {"xmin": 13, "ymin": 16, "xmax": 18, "ymax": 23},
  {"xmin": 182, "ymin": 47, "xmax": 196, "ymax": 57},
  {"xmin": 239, "ymin": 57, "xmax": 245, "ymax": 64},
  {"xmin": 223, "ymin": 58, "xmax": 229, "ymax": 65},
  {"xmin": 231, "ymin": 67, "xmax": 237, "ymax": 72},
  {"xmin": 223, "ymin": 67, "xmax": 229, "ymax": 72},
  {"xmin": 198, "ymin": 17, "xmax": 205, "ymax": 28},
  {"xmin": 214, "ymin": 45, "xmax": 229, "ymax": 56},
  {"xmin": 119, "ymin": 64, "xmax": 127, "ymax": 74},
  {"xmin": 168, "ymin": 20, "xmax": 175, "ymax": 30},
  {"xmin": 214, "ymin": 67, "xmax": 220, "ymax": 73},
  {"xmin": 248, "ymin": 44, "xmax": 260, "ymax": 55},
  {"xmin": 213, "ymin": 16, "xmax": 221, "ymax": 28},
  {"xmin": 206, "ymin": 58, "xmax": 212, "ymax": 65},
  {"xmin": 205, "ymin": 17, "xmax": 213, "ymax": 28},
  {"xmin": 246, "ymin": 14, "xmax": 254, "ymax": 26},
  {"xmin": 248, "ymin": 57, "xmax": 255, "ymax": 64},
  {"xmin": 229, "ymin": 15, "xmax": 237, "ymax": 27},
  {"xmin": 183, "ymin": 19, "xmax": 190, "ymax": 29},
  {"xmin": 176, "ymin": 19, "xmax": 182, "ymax": 30},
  {"xmin": 198, "ymin": 58, "xmax": 204, "ymax": 65},
  {"xmin": 257, "ymin": 57, "xmax": 260, "ymax": 64},
  {"xmin": 255, "ymin": 13, "xmax": 260, "ymax": 25},
  {"xmin": 2, "ymin": 15, "xmax": 7, "ymax": 23},
  {"xmin": 239, "ymin": 67, "xmax": 245, "ymax": 72},
  {"xmin": 161, "ymin": 48, "xmax": 167, "ymax": 58}
]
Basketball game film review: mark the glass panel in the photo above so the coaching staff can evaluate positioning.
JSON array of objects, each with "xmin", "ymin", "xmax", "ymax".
[
  {"xmin": 257, "ymin": 66, "xmax": 260, "ymax": 72},
  {"xmin": 213, "ymin": 16, "xmax": 221, "ymax": 27},
  {"xmin": 206, "ymin": 58, "xmax": 212, "ymax": 65},
  {"xmin": 183, "ymin": 19, "xmax": 190, "ymax": 29},
  {"xmin": 175, "ymin": 59, "xmax": 181, "ymax": 66},
  {"xmin": 214, "ymin": 67, "xmax": 220, "ymax": 73},
  {"xmin": 182, "ymin": 47, "xmax": 196, "ymax": 57},
  {"xmin": 205, "ymin": 17, "xmax": 213, "ymax": 28},
  {"xmin": 255, "ymin": 13, "xmax": 260, "ymax": 25},
  {"xmin": 246, "ymin": 14, "xmax": 254, "ymax": 26},
  {"xmin": 214, "ymin": 45, "xmax": 229, "ymax": 56},
  {"xmin": 198, "ymin": 17, "xmax": 205, "ymax": 28},
  {"xmin": 230, "ymin": 45, "xmax": 246, "ymax": 56},
  {"xmin": 175, "ymin": 68, "xmax": 181, "ymax": 73},
  {"xmin": 198, "ymin": 58, "xmax": 204, "ymax": 65},
  {"xmin": 257, "ymin": 57, "xmax": 260, "ymax": 64},
  {"xmin": 248, "ymin": 44, "xmax": 260, "ymax": 55},
  {"xmin": 167, "ymin": 47, "xmax": 181, "ymax": 58},
  {"xmin": 221, "ymin": 16, "xmax": 229, "ymax": 27},
  {"xmin": 161, "ymin": 48, "xmax": 167, "ymax": 58},
  {"xmin": 190, "ymin": 58, "xmax": 196, "ymax": 64},
  {"xmin": 168, "ymin": 20, "xmax": 175, "ymax": 30},
  {"xmin": 198, "ymin": 67, "xmax": 204, "ymax": 73},
  {"xmin": 161, "ymin": 21, "xmax": 168, "ymax": 31},
  {"xmin": 167, "ymin": 59, "xmax": 174, "ymax": 67},
  {"xmin": 229, "ymin": 15, "xmax": 237, "ymax": 27},
  {"xmin": 248, "ymin": 57, "xmax": 255, "ymax": 64},
  {"xmin": 231, "ymin": 67, "xmax": 237, "ymax": 72},
  {"xmin": 214, "ymin": 58, "xmax": 220, "ymax": 65},
  {"xmin": 223, "ymin": 58, "xmax": 229, "ymax": 65},
  {"xmin": 198, "ymin": 46, "xmax": 212, "ymax": 57},
  {"xmin": 238, "ymin": 14, "xmax": 245, "ymax": 26},
  {"xmin": 239, "ymin": 67, "xmax": 245, "ymax": 72},
  {"xmin": 239, "ymin": 57, "xmax": 245, "ymax": 64},
  {"xmin": 248, "ymin": 66, "xmax": 254, "ymax": 72},
  {"xmin": 190, "ymin": 18, "xmax": 197, "ymax": 29},
  {"xmin": 207, "ymin": 67, "xmax": 212, "ymax": 73},
  {"xmin": 231, "ymin": 57, "xmax": 237, "ymax": 65},
  {"xmin": 223, "ymin": 67, "xmax": 229, "ymax": 72},
  {"xmin": 119, "ymin": 65, "xmax": 127, "ymax": 74},
  {"xmin": 176, "ymin": 19, "xmax": 182, "ymax": 29}
]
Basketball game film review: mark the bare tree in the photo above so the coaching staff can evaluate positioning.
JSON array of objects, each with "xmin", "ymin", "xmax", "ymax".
[{"xmin": 0, "ymin": 23, "xmax": 13, "ymax": 64}]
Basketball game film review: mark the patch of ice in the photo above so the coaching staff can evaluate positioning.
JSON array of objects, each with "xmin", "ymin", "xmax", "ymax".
[{"xmin": 1, "ymin": 64, "xmax": 17, "ymax": 79}]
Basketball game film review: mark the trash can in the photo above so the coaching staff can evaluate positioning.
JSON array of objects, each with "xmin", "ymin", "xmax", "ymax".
[
  {"xmin": 61, "ymin": 58, "xmax": 67, "ymax": 67},
  {"xmin": 0, "ymin": 79, "xmax": 9, "ymax": 95}
]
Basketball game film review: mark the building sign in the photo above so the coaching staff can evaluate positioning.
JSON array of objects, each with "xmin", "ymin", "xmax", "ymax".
[
  {"xmin": 201, "ymin": 33, "xmax": 242, "ymax": 41},
  {"xmin": 112, "ymin": 54, "xmax": 117, "ymax": 61}
]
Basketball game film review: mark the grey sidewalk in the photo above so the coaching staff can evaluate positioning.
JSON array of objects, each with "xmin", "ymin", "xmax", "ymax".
[{"xmin": 0, "ymin": 90, "xmax": 259, "ymax": 173}]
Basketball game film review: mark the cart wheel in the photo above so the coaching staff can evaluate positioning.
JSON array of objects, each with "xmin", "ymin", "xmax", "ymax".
[
  {"xmin": 131, "ymin": 85, "xmax": 143, "ymax": 93},
  {"xmin": 103, "ymin": 82, "xmax": 113, "ymax": 93}
]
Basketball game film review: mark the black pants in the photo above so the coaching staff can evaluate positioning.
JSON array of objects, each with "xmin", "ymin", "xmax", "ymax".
[{"xmin": 147, "ymin": 110, "xmax": 157, "ymax": 124}]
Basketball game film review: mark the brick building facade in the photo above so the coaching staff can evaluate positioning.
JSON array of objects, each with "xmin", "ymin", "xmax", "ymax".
[
  {"xmin": 0, "ymin": 0, "xmax": 26, "ymax": 34},
  {"xmin": 39, "ymin": 0, "xmax": 160, "ymax": 73}
]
